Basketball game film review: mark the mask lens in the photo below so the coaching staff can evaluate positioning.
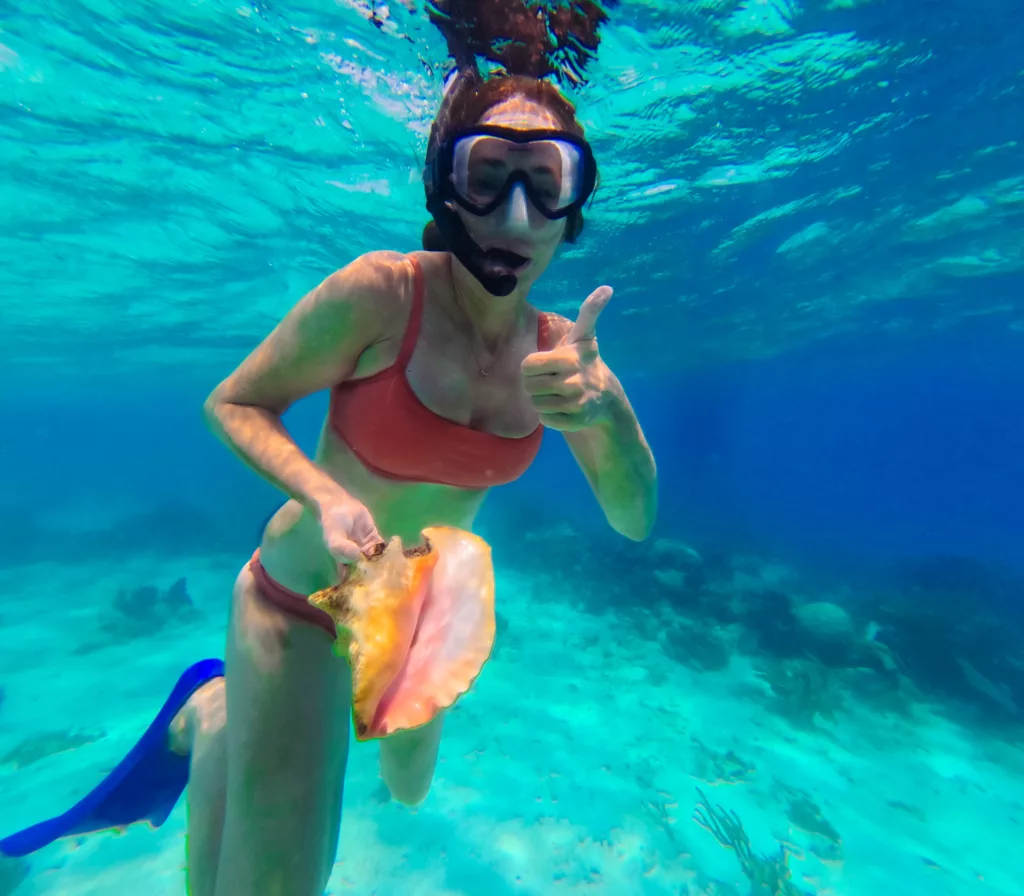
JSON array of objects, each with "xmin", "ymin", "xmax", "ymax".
[{"xmin": 451, "ymin": 134, "xmax": 584, "ymax": 213}]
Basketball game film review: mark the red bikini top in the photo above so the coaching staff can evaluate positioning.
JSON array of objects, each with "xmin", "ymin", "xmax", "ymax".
[{"xmin": 329, "ymin": 255, "xmax": 555, "ymax": 489}]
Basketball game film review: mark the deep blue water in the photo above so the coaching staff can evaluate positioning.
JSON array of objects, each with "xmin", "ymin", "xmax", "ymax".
[{"xmin": 7, "ymin": 312, "xmax": 1021, "ymax": 579}]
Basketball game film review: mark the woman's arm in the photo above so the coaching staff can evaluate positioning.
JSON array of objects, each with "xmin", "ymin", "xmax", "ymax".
[
  {"xmin": 203, "ymin": 251, "xmax": 408, "ymax": 512},
  {"xmin": 562, "ymin": 375, "xmax": 657, "ymax": 542},
  {"xmin": 522, "ymin": 289, "xmax": 657, "ymax": 542}
]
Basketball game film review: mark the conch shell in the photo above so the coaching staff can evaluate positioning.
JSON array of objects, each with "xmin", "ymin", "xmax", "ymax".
[{"xmin": 308, "ymin": 526, "xmax": 495, "ymax": 740}]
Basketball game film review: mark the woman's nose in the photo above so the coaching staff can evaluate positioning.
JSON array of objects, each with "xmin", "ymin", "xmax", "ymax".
[{"xmin": 502, "ymin": 181, "xmax": 531, "ymax": 231}]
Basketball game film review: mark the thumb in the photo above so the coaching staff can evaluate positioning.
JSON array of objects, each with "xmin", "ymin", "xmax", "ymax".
[
  {"xmin": 566, "ymin": 285, "xmax": 613, "ymax": 345},
  {"xmin": 353, "ymin": 511, "xmax": 384, "ymax": 554},
  {"xmin": 325, "ymin": 535, "xmax": 363, "ymax": 566}
]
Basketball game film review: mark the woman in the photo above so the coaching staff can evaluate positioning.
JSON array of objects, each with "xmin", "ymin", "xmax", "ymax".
[{"xmin": 0, "ymin": 5, "xmax": 656, "ymax": 895}]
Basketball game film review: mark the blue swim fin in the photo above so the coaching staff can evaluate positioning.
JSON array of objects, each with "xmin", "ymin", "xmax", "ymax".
[{"xmin": 0, "ymin": 658, "xmax": 224, "ymax": 858}]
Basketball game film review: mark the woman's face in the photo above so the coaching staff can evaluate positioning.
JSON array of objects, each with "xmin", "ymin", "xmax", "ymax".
[{"xmin": 452, "ymin": 96, "xmax": 571, "ymax": 290}]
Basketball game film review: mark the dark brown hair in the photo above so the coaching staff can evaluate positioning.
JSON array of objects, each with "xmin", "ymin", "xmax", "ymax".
[
  {"xmin": 427, "ymin": 1, "xmax": 614, "ymax": 85},
  {"xmin": 421, "ymin": 74, "xmax": 589, "ymax": 251}
]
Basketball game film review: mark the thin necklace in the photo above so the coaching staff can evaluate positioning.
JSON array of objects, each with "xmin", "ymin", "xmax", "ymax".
[{"xmin": 448, "ymin": 257, "xmax": 517, "ymax": 378}]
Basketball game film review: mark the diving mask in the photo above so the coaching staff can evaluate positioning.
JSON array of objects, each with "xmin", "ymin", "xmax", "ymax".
[{"xmin": 432, "ymin": 125, "xmax": 597, "ymax": 220}]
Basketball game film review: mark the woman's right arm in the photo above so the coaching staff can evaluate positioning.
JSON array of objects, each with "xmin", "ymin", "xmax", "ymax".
[{"xmin": 203, "ymin": 251, "xmax": 406, "ymax": 543}]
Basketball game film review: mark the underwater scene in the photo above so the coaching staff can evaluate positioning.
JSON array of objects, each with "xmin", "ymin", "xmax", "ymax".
[{"xmin": 1, "ymin": 1, "xmax": 1023, "ymax": 894}]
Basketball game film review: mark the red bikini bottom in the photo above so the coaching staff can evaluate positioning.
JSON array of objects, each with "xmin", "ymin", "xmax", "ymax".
[{"xmin": 248, "ymin": 549, "xmax": 335, "ymax": 640}]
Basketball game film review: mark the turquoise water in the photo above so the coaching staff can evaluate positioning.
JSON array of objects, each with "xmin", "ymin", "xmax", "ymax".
[{"xmin": 2, "ymin": 1, "xmax": 1024, "ymax": 894}]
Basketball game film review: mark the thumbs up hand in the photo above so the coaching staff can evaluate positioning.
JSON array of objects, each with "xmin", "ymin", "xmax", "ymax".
[{"xmin": 520, "ymin": 285, "xmax": 615, "ymax": 432}]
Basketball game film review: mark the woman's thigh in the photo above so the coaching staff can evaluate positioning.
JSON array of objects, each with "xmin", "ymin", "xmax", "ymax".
[{"xmin": 214, "ymin": 564, "xmax": 352, "ymax": 896}]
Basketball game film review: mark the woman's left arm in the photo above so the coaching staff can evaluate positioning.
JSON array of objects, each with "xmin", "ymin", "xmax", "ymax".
[{"xmin": 521, "ymin": 287, "xmax": 657, "ymax": 541}]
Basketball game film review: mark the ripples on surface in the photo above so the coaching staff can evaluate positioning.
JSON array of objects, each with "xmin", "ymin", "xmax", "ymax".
[{"xmin": 1, "ymin": 0, "xmax": 1022, "ymax": 374}]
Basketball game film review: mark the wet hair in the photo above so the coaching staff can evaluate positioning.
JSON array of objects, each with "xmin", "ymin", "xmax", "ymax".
[
  {"xmin": 421, "ymin": 1, "xmax": 615, "ymax": 251},
  {"xmin": 427, "ymin": 0, "xmax": 615, "ymax": 85}
]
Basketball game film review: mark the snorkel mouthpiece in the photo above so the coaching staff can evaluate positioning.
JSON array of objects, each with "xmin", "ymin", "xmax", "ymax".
[
  {"xmin": 482, "ymin": 246, "xmax": 528, "ymax": 280},
  {"xmin": 443, "ymin": 211, "xmax": 519, "ymax": 296}
]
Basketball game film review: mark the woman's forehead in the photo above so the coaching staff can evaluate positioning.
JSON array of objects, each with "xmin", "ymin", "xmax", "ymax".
[{"xmin": 477, "ymin": 97, "xmax": 562, "ymax": 130}]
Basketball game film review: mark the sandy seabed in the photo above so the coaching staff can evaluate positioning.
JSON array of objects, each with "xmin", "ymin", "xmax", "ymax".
[{"xmin": 0, "ymin": 550, "xmax": 1021, "ymax": 896}]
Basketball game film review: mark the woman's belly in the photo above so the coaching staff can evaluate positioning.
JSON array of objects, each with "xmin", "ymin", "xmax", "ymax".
[{"xmin": 257, "ymin": 425, "xmax": 489, "ymax": 594}]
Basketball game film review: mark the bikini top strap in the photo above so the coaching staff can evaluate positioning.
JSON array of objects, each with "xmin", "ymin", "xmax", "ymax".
[{"xmin": 396, "ymin": 255, "xmax": 426, "ymax": 369}]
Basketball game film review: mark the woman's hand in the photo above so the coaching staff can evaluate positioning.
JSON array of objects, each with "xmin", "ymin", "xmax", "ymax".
[
  {"xmin": 520, "ymin": 286, "xmax": 616, "ymax": 432},
  {"xmin": 315, "ymin": 492, "xmax": 384, "ymax": 566}
]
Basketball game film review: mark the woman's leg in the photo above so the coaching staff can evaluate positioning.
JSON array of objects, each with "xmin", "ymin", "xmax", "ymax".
[
  {"xmin": 173, "ymin": 676, "xmax": 227, "ymax": 896},
  {"xmin": 215, "ymin": 562, "xmax": 352, "ymax": 896},
  {"xmin": 179, "ymin": 558, "xmax": 450, "ymax": 895},
  {"xmin": 175, "ymin": 562, "xmax": 350, "ymax": 896},
  {"xmin": 379, "ymin": 711, "xmax": 445, "ymax": 806}
]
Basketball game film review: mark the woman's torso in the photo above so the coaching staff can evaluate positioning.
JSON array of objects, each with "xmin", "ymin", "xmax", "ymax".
[{"xmin": 258, "ymin": 250, "xmax": 555, "ymax": 594}]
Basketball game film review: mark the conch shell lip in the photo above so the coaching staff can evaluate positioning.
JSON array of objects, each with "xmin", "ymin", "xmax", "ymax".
[{"xmin": 308, "ymin": 526, "xmax": 495, "ymax": 740}]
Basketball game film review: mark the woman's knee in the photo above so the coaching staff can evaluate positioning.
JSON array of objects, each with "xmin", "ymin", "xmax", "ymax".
[{"xmin": 387, "ymin": 776, "xmax": 433, "ymax": 807}]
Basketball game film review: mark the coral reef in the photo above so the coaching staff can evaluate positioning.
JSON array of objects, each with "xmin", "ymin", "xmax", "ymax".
[
  {"xmin": 660, "ymin": 618, "xmax": 733, "ymax": 673},
  {"xmin": 104, "ymin": 576, "xmax": 198, "ymax": 640},
  {"xmin": 694, "ymin": 788, "xmax": 806, "ymax": 895},
  {"xmin": 780, "ymin": 788, "xmax": 844, "ymax": 866},
  {"xmin": 690, "ymin": 737, "xmax": 756, "ymax": 786},
  {"xmin": 71, "ymin": 576, "xmax": 200, "ymax": 654},
  {"xmin": 497, "ymin": 510, "xmax": 1024, "ymax": 738},
  {"xmin": 866, "ymin": 553, "xmax": 1024, "ymax": 731},
  {"xmin": 647, "ymin": 537, "xmax": 1024, "ymax": 735},
  {"xmin": 755, "ymin": 658, "xmax": 842, "ymax": 730}
]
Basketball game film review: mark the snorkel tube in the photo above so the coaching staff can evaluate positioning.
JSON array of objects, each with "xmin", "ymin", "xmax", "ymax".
[{"xmin": 424, "ymin": 65, "xmax": 525, "ymax": 298}]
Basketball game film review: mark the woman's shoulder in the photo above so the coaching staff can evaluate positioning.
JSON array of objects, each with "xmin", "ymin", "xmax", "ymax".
[
  {"xmin": 313, "ymin": 250, "xmax": 429, "ymax": 339},
  {"xmin": 322, "ymin": 250, "xmax": 418, "ymax": 305}
]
